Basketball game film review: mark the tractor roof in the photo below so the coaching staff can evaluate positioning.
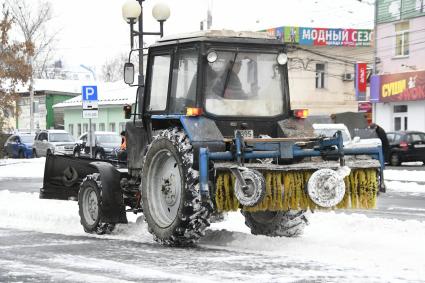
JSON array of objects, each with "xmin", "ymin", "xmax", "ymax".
[{"xmin": 153, "ymin": 30, "xmax": 283, "ymax": 47}]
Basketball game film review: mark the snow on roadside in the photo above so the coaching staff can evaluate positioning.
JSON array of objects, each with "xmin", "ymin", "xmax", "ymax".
[
  {"xmin": 385, "ymin": 180, "xmax": 425, "ymax": 194},
  {"xmin": 385, "ymin": 168, "xmax": 425, "ymax": 183},
  {"xmin": 0, "ymin": 190, "xmax": 424, "ymax": 282},
  {"xmin": 0, "ymin": 158, "xmax": 45, "ymax": 179},
  {"xmin": 207, "ymin": 211, "xmax": 425, "ymax": 282}
]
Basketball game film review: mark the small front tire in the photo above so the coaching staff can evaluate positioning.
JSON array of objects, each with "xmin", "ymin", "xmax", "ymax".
[{"xmin": 78, "ymin": 173, "xmax": 115, "ymax": 235}]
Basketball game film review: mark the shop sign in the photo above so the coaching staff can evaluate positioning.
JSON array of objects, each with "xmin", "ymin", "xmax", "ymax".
[
  {"xmin": 379, "ymin": 70, "xmax": 425, "ymax": 102},
  {"xmin": 358, "ymin": 101, "xmax": 372, "ymax": 112},
  {"xmin": 358, "ymin": 101, "xmax": 372, "ymax": 125},
  {"xmin": 265, "ymin": 26, "xmax": 372, "ymax": 47},
  {"xmin": 355, "ymin": 63, "xmax": 368, "ymax": 101}
]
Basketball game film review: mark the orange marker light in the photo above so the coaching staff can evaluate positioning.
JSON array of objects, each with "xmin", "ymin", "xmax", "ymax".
[
  {"xmin": 186, "ymin": 107, "xmax": 203, "ymax": 116},
  {"xmin": 294, "ymin": 109, "xmax": 309, "ymax": 119}
]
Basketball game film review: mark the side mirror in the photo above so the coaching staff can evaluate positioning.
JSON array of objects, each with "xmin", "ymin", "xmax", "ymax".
[
  {"xmin": 42, "ymin": 139, "xmax": 47, "ymax": 143},
  {"xmin": 353, "ymin": 136, "xmax": 361, "ymax": 143},
  {"xmin": 123, "ymin": 104, "xmax": 132, "ymax": 119},
  {"xmin": 124, "ymin": 62, "xmax": 135, "ymax": 85}
]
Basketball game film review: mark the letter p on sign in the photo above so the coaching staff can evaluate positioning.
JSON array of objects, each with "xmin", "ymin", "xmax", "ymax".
[{"xmin": 82, "ymin": 86, "xmax": 98, "ymax": 101}]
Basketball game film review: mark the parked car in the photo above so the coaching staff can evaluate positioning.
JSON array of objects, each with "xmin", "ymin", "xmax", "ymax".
[
  {"xmin": 386, "ymin": 131, "xmax": 425, "ymax": 166},
  {"xmin": 74, "ymin": 131, "xmax": 121, "ymax": 160},
  {"xmin": 313, "ymin": 124, "xmax": 382, "ymax": 149},
  {"xmin": 33, "ymin": 130, "xmax": 75, "ymax": 157},
  {"xmin": 3, "ymin": 133, "xmax": 35, "ymax": 158}
]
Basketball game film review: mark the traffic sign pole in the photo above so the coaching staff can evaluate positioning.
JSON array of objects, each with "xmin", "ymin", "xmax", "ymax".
[
  {"xmin": 82, "ymin": 85, "xmax": 98, "ymax": 159},
  {"xmin": 89, "ymin": 118, "xmax": 92, "ymax": 158}
]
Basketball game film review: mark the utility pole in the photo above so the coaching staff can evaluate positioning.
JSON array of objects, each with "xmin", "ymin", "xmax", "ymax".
[
  {"xmin": 372, "ymin": 0, "xmax": 378, "ymax": 124},
  {"xmin": 373, "ymin": 0, "xmax": 378, "ymax": 75},
  {"xmin": 29, "ymin": 56, "xmax": 35, "ymax": 133}
]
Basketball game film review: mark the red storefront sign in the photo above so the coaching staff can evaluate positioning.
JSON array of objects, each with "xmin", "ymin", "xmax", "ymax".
[
  {"xmin": 357, "ymin": 63, "xmax": 367, "ymax": 92},
  {"xmin": 379, "ymin": 70, "xmax": 425, "ymax": 102},
  {"xmin": 355, "ymin": 63, "xmax": 367, "ymax": 101}
]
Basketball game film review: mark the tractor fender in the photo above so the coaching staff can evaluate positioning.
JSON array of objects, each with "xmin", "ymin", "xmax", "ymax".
[{"xmin": 89, "ymin": 161, "xmax": 128, "ymax": 224}]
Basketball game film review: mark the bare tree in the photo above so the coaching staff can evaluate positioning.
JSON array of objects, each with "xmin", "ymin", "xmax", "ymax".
[
  {"xmin": 6, "ymin": 0, "xmax": 57, "ymax": 78},
  {"xmin": 101, "ymin": 53, "xmax": 128, "ymax": 82},
  {"xmin": 0, "ymin": 7, "xmax": 31, "ymax": 133},
  {"xmin": 5, "ymin": 0, "xmax": 57, "ymax": 132}
]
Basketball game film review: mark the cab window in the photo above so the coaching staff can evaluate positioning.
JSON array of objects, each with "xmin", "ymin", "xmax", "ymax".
[
  {"xmin": 149, "ymin": 54, "xmax": 171, "ymax": 111},
  {"xmin": 169, "ymin": 49, "xmax": 198, "ymax": 114}
]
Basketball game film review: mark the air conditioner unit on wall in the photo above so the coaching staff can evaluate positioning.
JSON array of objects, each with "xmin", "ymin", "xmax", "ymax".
[{"xmin": 342, "ymin": 73, "xmax": 354, "ymax": 81}]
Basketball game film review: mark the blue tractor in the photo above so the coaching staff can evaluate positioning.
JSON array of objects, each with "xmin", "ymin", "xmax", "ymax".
[{"xmin": 40, "ymin": 30, "xmax": 384, "ymax": 246}]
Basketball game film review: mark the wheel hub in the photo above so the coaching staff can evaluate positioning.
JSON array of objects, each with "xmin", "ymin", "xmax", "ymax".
[
  {"xmin": 161, "ymin": 174, "xmax": 178, "ymax": 206},
  {"xmin": 146, "ymin": 148, "xmax": 182, "ymax": 228}
]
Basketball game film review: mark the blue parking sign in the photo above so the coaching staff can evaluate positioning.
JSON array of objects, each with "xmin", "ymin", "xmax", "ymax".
[{"xmin": 82, "ymin": 86, "xmax": 98, "ymax": 101}]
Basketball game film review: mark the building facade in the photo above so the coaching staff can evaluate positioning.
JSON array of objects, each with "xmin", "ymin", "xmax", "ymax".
[
  {"xmin": 53, "ymin": 82, "xmax": 136, "ymax": 138},
  {"xmin": 266, "ymin": 25, "xmax": 373, "ymax": 115},
  {"xmin": 371, "ymin": 0, "xmax": 425, "ymax": 131},
  {"xmin": 16, "ymin": 80, "xmax": 81, "ymax": 131}
]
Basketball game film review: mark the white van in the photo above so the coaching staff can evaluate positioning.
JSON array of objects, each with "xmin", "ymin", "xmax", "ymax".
[{"xmin": 312, "ymin": 124, "xmax": 381, "ymax": 149}]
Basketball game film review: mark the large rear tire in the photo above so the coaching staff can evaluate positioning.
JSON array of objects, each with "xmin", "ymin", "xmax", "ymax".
[
  {"xmin": 241, "ymin": 210, "xmax": 307, "ymax": 237},
  {"xmin": 78, "ymin": 173, "xmax": 115, "ymax": 235},
  {"xmin": 141, "ymin": 128, "xmax": 210, "ymax": 246}
]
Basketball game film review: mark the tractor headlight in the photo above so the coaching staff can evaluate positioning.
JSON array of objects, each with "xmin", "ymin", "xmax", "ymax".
[
  {"xmin": 277, "ymin": 53, "xmax": 288, "ymax": 65},
  {"xmin": 207, "ymin": 51, "xmax": 218, "ymax": 63},
  {"xmin": 307, "ymin": 168, "xmax": 346, "ymax": 208}
]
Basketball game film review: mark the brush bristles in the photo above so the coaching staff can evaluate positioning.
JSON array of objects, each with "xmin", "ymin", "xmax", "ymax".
[{"xmin": 215, "ymin": 169, "xmax": 379, "ymax": 212}]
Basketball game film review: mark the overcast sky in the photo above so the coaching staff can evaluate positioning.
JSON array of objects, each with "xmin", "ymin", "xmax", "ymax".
[{"xmin": 40, "ymin": 0, "xmax": 374, "ymax": 73}]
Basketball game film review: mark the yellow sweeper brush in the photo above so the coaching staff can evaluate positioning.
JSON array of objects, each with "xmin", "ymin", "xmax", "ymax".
[{"xmin": 215, "ymin": 168, "xmax": 379, "ymax": 212}]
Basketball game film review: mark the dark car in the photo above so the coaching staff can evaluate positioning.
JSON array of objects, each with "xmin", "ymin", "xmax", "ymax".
[
  {"xmin": 74, "ymin": 131, "xmax": 121, "ymax": 160},
  {"xmin": 386, "ymin": 131, "xmax": 425, "ymax": 166},
  {"xmin": 3, "ymin": 133, "xmax": 35, "ymax": 158}
]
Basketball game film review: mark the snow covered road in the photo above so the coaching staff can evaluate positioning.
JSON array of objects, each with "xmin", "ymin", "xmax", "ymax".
[{"xmin": 0, "ymin": 158, "xmax": 424, "ymax": 282}]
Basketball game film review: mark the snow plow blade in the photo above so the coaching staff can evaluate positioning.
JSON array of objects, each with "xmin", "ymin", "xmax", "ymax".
[{"xmin": 40, "ymin": 154, "xmax": 126, "ymax": 201}]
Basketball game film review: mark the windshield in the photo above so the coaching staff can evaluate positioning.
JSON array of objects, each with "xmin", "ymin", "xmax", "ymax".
[
  {"xmin": 314, "ymin": 129, "xmax": 351, "ymax": 142},
  {"xmin": 205, "ymin": 51, "xmax": 285, "ymax": 117},
  {"xmin": 50, "ymin": 133, "xmax": 75, "ymax": 142},
  {"xmin": 96, "ymin": 134, "xmax": 121, "ymax": 144},
  {"xmin": 20, "ymin": 135, "xmax": 35, "ymax": 143}
]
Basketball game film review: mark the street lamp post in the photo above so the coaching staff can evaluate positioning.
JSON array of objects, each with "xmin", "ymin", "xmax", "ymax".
[
  {"xmin": 122, "ymin": 0, "xmax": 170, "ymax": 86},
  {"xmin": 122, "ymin": 0, "xmax": 170, "ymax": 123}
]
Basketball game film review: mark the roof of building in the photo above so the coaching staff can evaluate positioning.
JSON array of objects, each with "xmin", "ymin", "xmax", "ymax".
[
  {"xmin": 16, "ymin": 79, "xmax": 91, "ymax": 94},
  {"xmin": 53, "ymin": 81, "xmax": 136, "ymax": 109}
]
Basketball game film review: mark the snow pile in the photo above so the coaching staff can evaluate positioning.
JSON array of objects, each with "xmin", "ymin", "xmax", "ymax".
[
  {"xmin": 385, "ymin": 169, "xmax": 425, "ymax": 183},
  {"xmin": 0, "ymin": 190, "xmax": 424, "ymax": 282},
  {"xmin": 0, "ymin": 190, "xmax": 152, "ymax": 243},
  {"xmin": 0, "ymin": 158, "xmax": 45, "ymax": 180}
]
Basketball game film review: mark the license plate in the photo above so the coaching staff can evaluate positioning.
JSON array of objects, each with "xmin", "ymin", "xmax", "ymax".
[
  {"xmin": 235, "ymin": 130, "xmax": 254, "ymax": 139},
  {"xmin": 414, "ymin": 144, "xmax": 425, "ymax": 148}
]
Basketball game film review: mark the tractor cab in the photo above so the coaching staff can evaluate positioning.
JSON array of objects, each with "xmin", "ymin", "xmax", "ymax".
[{"xmin": 124, "ymin": 30, "xmax": 292, "ymax": 139}]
